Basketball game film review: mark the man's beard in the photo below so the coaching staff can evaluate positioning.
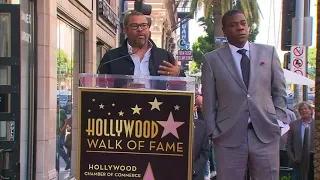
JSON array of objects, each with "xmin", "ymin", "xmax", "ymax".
[{"xmin": 134, "ymin": 37, "xmax": 147, "ymax": 48}]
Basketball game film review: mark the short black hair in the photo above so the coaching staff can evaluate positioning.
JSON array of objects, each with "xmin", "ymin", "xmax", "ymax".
[
  {"xmin": 222, "ymin": 9, "xmax": 245, "ymax": 27},
  {"xmin": 123, "ymin": 10, "xmax": 146, "ymax": 27}
]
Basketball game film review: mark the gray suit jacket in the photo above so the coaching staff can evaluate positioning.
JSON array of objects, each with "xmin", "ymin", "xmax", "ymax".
[
  {"xmin": 280, "ymin": 109, "xmax": 297, "ymax": 150},
  {"xmin": 286, "ymin": 119, "xmax": 315, "ymax": 163},
  {"xmin": 201, "ymin": 43, "xmax": 287, "ymax": 147}
]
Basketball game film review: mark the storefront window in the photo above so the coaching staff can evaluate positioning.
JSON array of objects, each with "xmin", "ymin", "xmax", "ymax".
[
  {"xmin": 0, "ymin": 13, "xmax": 10, "ymax": 57},
  {"xmin": 96, "ymin": 41, "xmax": 109, "ymax": 72},
  {"xmin": 56, "ymin": 18, "xmax": 83, "ymax": 177}
]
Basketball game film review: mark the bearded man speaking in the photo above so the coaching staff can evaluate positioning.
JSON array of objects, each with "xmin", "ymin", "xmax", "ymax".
[{"xmin": 98, "ymin": 10, "xmax": 183, "ymax": 78}]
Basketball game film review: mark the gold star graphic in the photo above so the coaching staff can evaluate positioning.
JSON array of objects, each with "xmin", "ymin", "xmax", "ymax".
[
  {"xmin": 88, "ymin": 109, "xmax": 91, "ymax": 112},
  {"xmin": 131, "ymin": 104, "xmax": 142, "ymax": 115},
  {"xmin": 118, "ymin": 111, "xmax": 124, "ymax": 116},
  {"xmin": 92, "ymin": 98, "xmax": 96, "ymax": 102},
  {"xmin": 99, "ymin": 103, "xmax": 105, "ymax": 109},
  {"xmin": 174, "ymin": 105, "xmax": 180, "ymax": 110},
  {"xmin": 112, "ymin": 103, "xmax": 115, "ymax": 107},
  {"xmin": 108, "ymin": 112, "xmax": 111, "ymax": 116},
  {"xmin": 148, "ymin": 97, "xmax": 163, "ymax": 111}
]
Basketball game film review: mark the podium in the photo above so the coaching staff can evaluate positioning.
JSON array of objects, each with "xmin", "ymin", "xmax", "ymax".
[{"xmin": 77, "ymin": 74, "xmax": 196, "ymax": 180}]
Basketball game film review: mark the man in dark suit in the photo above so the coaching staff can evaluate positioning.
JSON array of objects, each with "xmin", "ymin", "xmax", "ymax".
[
  {"xmin": 286, "ymin": 102, "xmax": 315, "ymax": 180},
  {"xmin": 201, "ymin": 10, "xmax": 287, "ymax": 179},
  {"xmin": 98, "ymin": 10, "xmax": 181, "ymax": 77},
  {"xmin": 193, "ymin": 117, "xmax": 211, "ymax": 180}
]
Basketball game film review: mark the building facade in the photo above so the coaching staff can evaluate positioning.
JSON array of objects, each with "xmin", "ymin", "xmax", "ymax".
[
  {"xmin": 0, "ymin": 0, "xmax": 180, "ymax": 179},
  {"xmin": 0, "ymin": 0, "xmax": 119, "ymax": 179},
  {"xmin": 126, "ymin": 0, "xmax": 178, "ymax": 55}
]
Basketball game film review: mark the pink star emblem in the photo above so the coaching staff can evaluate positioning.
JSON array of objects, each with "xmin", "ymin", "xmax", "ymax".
[
  {"xmin": 157, "ymin": 112, "xmax": 184, "ymax": 139},
  {"xmin": 143, "ymin": 162, "xmax": 155, "ymax": 180}
]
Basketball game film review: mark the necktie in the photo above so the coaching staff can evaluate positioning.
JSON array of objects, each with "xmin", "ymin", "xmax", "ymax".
[{"xmin": 237, "ymin": 49, "xmax": 250, "ymax": 89}]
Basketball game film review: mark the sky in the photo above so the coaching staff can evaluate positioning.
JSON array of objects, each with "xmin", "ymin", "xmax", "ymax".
[{"xmin": 188, "ymin": 0, "xmax": 317, "ymax": 59}]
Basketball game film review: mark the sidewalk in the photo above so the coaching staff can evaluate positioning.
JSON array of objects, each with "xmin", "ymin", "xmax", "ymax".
[{"xmin": 57, "ymin": 154, "xmax": 71, "ymax": 180}]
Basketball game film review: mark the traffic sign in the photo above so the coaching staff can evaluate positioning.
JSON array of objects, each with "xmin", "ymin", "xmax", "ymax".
[
  {"xmin": 215, "ymin": 37, "xmax": 228, "ymax": 43},
  {"xmin": 293, "ymin": 46, "xmax": 304, "ymax": 56},
  {"xmin": 293, "ymin": 58, "xmax": 303, "ymax": 68},
  {"xmin": 294, "ymin": 70, "xmax": 303, "ymax": 76},
  {"xmin": 290, "ymin": 46, "xmax": 306, "ymax": 77}
]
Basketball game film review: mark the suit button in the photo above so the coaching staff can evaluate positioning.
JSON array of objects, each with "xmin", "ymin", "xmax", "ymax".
[
  {"xmin": 247, "ymin": 94, "xmax": 250, "ymax": 98},
  {"xmin": 245, "ymin": 109, "xmax": 249, "ymax": 112}
]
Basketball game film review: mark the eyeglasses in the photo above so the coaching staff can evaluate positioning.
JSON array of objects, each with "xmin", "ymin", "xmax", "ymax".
[{"xmin": 127, "ymin": 23, "xmax": 149, "ymax": 30}]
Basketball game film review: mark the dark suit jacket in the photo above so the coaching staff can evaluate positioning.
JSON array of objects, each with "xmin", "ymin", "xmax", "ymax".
[
  {"xmin": 280, "ymin": 109, "xmax": 297, "ymax": 150},
  {"xmin": 286, "ymin": 119, "xmax": 315, "ymax": 163},
  {"xmin": 193, "ymin": 119, "xmax": 210, "ymax": 180},
  {"xmin": 99, "ymin": 39, "xmax": 182, "ymax": 76},
  {"xmin": 98, "ymin": 39, "xmax": 185, "ymax": 89}
]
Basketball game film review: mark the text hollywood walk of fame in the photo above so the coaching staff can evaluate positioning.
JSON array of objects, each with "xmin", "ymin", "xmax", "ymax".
[{"xmin": 78, "ymin": 89, "xmax": 193, "ymax": 180}]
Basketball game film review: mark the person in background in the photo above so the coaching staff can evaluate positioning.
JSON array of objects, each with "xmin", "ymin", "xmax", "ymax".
[
  {"xmin": 62, "ymin": 117, "xmax": 72, "ymax": 158},
  {"xmin": 56, "ymin": 100, "xmax": 70, "ymax": 171},
  {"xmin": 286, "ymin": 102, "xmax": 315, "ymax": 180},
  {"xmin": 192, "ymin": 105, "xmax": 211, "ymax": 180},
  {"xmin": 280, "ymin": 108, "xmax": 297, "ymax": 150},
  {"xmin": 195, "ymin": 95, "xmax": 204, "ymax": 120}
]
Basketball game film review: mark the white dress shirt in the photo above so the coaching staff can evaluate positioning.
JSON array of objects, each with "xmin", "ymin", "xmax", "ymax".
[
  {"xmin": 127, "ymin": 41, "xmax": 153, "ymax": 88},
  {"xmin": 127, "ymin": 41, "xmax": 153, "ymax": 76},
  {"xmin": 228, "ymin": 42, "xmax": 250, "ymax": 77},
  {"xmin": 228, "ymin": 42, "xmax": 251, "ymax": 123}
]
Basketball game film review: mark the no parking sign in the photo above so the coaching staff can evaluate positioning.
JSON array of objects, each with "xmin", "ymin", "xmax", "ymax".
[{"xmin": 290, "ymin": 46, "xmax": 306, "ymax": 76}]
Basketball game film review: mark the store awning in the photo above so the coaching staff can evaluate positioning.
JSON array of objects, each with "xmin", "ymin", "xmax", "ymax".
[
  {"xmin": 283, "ymin": 69, "xmax": 314, "ymax": 86},
  {"xmin": 190, "ymin": 69, "xmax": 315, "ymax": 86}
]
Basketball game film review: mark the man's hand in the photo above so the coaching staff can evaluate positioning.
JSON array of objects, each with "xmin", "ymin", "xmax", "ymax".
[{"xmin": 158, "ymin": 59, "xmax": 180, "ymax": 76}]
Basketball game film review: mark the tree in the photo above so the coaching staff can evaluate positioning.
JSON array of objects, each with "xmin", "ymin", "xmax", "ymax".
[
  {"xmin": 57, "ymin": 49, "xmax": 73, "ymax": 79},
  {"xmin": 308, "ymin": 47, "xmax": 316, "ymax": 80},
  {"xmin": 190, "ymin": 0, "xmax": 261, "ymax": 48},
  {"xmin": 189, "ymin": 61, "xmax": 200, "ymax": 74},
  {"xmin": 314, "ymin": 0, "xmax": 320, "ymax": 178},
  {"xmin": 192, "ymin": 35, "xmax": 215, "ymax": 70},
  {"xmin": 191, "ymin": 16, "xmax": 259, "ymax": 70}
]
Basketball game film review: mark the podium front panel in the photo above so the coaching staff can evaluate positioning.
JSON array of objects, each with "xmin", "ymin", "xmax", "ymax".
[{"xmin": 77, "ymin": 87, "xmax": 194, "ymax": 180}]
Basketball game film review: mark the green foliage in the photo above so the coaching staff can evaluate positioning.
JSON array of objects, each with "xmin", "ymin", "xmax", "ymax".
[
  {"xmin": 191, "ymin": 15, "xmax": 260, "ymax": 69},
  {"xmin": 249, "ymin": 27, "xmax": 259, "ymax": 42},
  {"xmin": 191, "ymin": 35, "xmax": 215, "ymax": 70},
  {"xmin": 189, "ymin": 61, "xmax": 200, "ymax": 74},
  {"xmin": 197, "ymin": 16, "xmax": 215, "ymax": 41},
  {"xmin": 57, "ymin": 49, "xmax": 73, "ymax": 77},
  {"xmin": 307, "ymin": 47, "xmax": 316, "ymax": 80}
]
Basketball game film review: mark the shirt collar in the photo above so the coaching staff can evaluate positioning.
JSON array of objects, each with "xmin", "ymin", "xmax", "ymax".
[
  {"xmin": 127, "ymin": 40, "xmax": 153, "ymax": 54},
  {"xmin": 302, "ymin": 118, "xmax": 313, "ymax": 125},
  {"xmin": 228, "ymin": 41, "xmax": 250, "ymax": 53}
]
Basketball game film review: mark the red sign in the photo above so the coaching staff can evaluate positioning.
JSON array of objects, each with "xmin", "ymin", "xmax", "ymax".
[
  {"xmin": 294, "ymin": 70, "xmax": 303, "ymax": 76},
  {"xmin": 293, "ymin": 58, "xmax": 303, "ymax": 68},
  {"xmin": 293, "ymin": 47, "xmax": 304, "ymax": 56},
  {"xmin": 178, "ymin": 50, "xmax": 193, "ymax": 61}
]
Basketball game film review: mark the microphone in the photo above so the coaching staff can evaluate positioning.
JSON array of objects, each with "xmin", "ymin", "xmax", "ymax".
[{"xmin": 96, "ymin": 44, "xmax": 143, "ymax": 74}]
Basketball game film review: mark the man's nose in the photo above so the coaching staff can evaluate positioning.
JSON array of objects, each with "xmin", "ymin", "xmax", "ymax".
[{"xmin": 136, "ymin": 26, "xmax": 143, "ymax": 31}]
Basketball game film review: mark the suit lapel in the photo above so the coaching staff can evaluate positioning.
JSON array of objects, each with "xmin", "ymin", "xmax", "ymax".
[
  {"xmin": 248, "ymin": 43, "xmax": 262, "ymax": 92},
  {"xmin": 149, "ymin": 48, "xmax": 158, "ymax": 76},
  {"xmin": 218, "ymin": 46, "xmax": 246, "ymax": 90},
  {"xmin": 119, "ymin": 41, "xmax": 135, "ymax": 63},
  {"xmin": 297, "ymin": 121, "xmax": 302, "ymax": 148},
  {"xmin": 311, "ymin": 120, "xmax": 315, "ymax": 150}
]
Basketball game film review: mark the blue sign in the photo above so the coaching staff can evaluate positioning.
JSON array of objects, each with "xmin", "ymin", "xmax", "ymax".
[
  {"xmin": 179, "ymin": 19, "xmax": 190, "ymax": 50},
  {"xmin": 215, "ymin": 37, "xmax": 228, "ymax": 43}
]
